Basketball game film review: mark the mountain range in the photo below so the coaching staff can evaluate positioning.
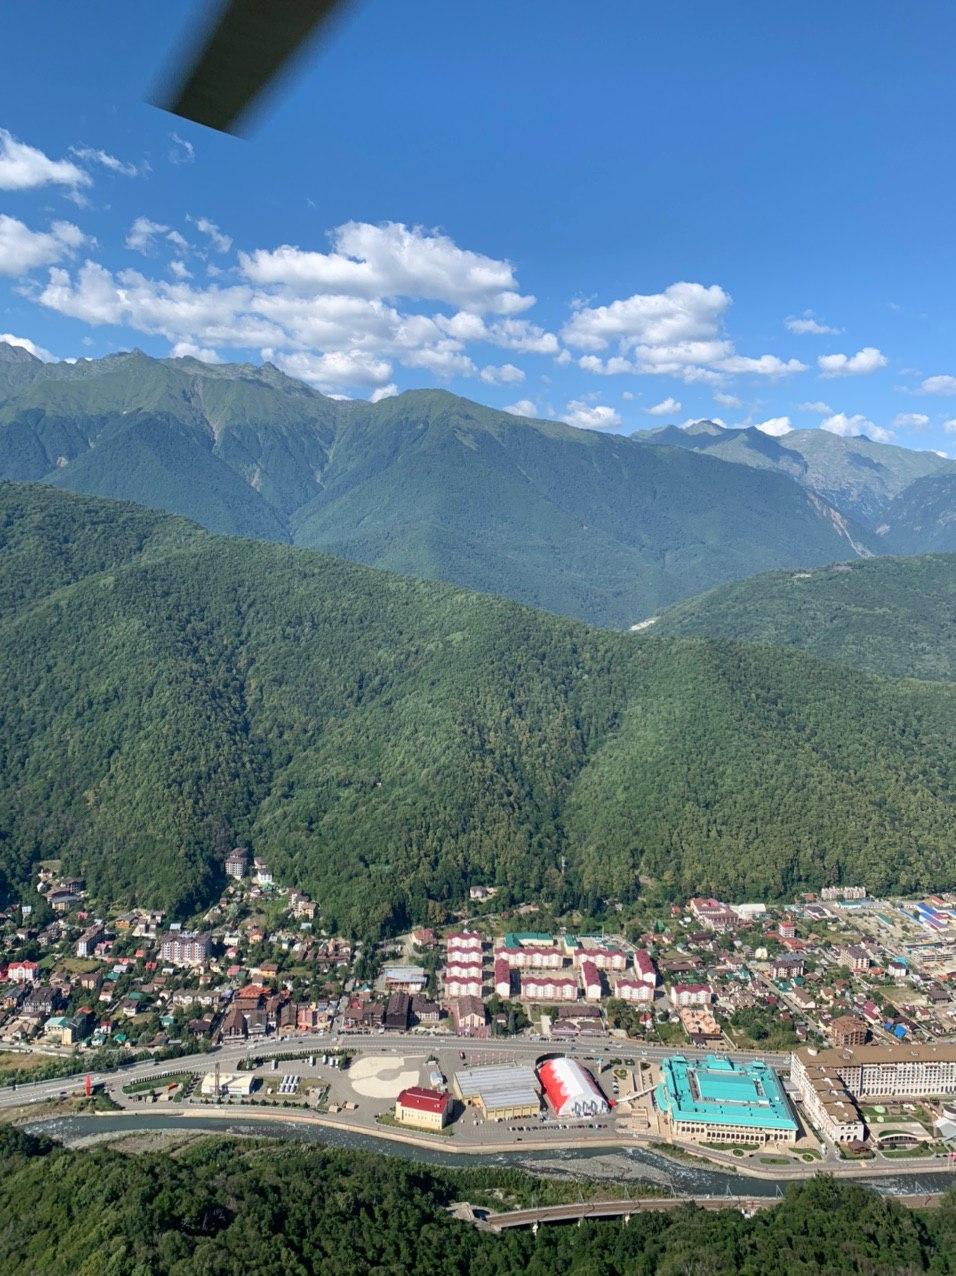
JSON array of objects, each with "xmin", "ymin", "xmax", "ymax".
[
  {"xmin": 3, "ymin": 342, "xmax": 952, "ymax": 626},
  {"xmin": 0, "ymin": 481, "xmax": 952, "ymax": 929}
]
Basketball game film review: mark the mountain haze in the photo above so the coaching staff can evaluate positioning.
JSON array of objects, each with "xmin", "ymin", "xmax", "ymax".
[
  {"xmin": 0, "ymin": 344, "xmax": 884, "ymax": 627},
  {"xmin": 0, "ymin": 483, "xmax": 952, "ymax": 930}
]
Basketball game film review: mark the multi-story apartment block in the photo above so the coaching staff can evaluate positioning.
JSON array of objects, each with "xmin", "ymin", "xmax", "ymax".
[{"xmin": 159, "ymin": 932, "xmax": 211, "ymax": 967}]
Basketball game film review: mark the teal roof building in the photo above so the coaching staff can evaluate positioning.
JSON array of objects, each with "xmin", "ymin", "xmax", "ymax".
[{"xmin": 656, "ymin": 1054, "xmax": 798, "ymax": 1141}]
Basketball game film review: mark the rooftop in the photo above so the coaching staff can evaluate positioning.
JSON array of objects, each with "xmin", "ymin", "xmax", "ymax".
[{"xmin": 656, "ymin": 1054, "xmax": 797, "ymax": 1132}]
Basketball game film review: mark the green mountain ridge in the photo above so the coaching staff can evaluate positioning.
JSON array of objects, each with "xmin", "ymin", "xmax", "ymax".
[
  {"xmin": 0, "ymin": 344, "xmax": 897, "ymax": 627},
  {"xmin": 0, "ymin": 482, "xmax": 952, "ymax": 930},
  {"xmin": 632, "ymin": 419, "xmax": 954, "ymax": 531},
  {"xmin": 646, "ymin": 554, "xmax": 956, "ymax": 681}
]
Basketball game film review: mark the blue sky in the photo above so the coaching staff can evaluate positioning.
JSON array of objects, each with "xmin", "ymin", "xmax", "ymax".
[{"xmin": 1, "ymin": 0, "xmax": 955, "ymax": 452}]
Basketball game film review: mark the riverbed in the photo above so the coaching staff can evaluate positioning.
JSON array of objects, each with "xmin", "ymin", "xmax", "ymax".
[{"xmin": 24, "ymin": 1112, "xmax": 956, "ymax": 1201}]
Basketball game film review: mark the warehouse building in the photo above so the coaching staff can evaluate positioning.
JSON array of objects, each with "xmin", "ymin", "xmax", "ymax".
[
  {"xmin": 453, "ymin": 1064, "xmax": 540, "ymax": 1119},
  {"xmin": 656, "ymin": 1055, "xmax": 798, "ymax": 1146},
  {"xmin": 538, "ymin": 1057, "xmax": 610, "ymax": 1118}
]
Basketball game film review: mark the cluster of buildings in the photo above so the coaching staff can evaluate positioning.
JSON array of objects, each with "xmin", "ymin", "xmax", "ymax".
[{"xmin": 791, "ymin": 1040, "xmax": 956, "ymax": 1143}]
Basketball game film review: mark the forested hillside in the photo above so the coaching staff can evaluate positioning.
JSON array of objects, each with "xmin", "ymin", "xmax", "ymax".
[
  {"xmin": 0, "ymin": 345, "xmax": 879, "ymax": 626},
  {"xmin": 647, "ymin": 555, "xmax": 956, "ymax": 681},
  {"xmin": 0, "ymin": 1128, "xmax": 953, "ymax": 1276},
  {"xmin": 0, "ymin": 484, "xmax": 952, "ymax": 930}
]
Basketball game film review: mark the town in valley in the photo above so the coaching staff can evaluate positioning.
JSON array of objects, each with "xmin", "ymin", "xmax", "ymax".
[{"xmin": 1, "ymin": 848, "xmax": 955, "ymax": 1176}]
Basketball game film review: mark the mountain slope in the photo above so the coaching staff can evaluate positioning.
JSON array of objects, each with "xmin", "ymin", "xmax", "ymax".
[
  {"xmin": 646, "ymin": 554, "xmax": 956, "ymax": 681},
  {"xmin": 633, "ymin": 420, "xmax": 954, "ymax": 527},
  {"xmin": 0, "ymin": 483, "xmax": 952, "ymax": 929},
  {"xmin": 0, "ymin": 345, "xmax": 878, "ymax": 627},
  {"xmin": 879, "ymin": 472, "xmax": 956, "ymax": 553}
]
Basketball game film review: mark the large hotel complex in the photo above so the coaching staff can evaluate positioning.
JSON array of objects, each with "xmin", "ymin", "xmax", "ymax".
[
  {"xmin": 791, "ymin": 1041, "xmax": 956, "ymax": 1143},
  {"xmin": 656, "ymin": 1054, "xmax": 798, "ymax": 1145}
]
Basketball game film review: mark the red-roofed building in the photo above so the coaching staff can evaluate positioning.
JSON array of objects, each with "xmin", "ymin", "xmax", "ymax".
[
  {"xmin": 7, "ymin": 961, "xmax": 39, "ymax": 984},
  {"xmin": 395, "ymin": 1086, "xmax": 451, "ymax": 1130}
]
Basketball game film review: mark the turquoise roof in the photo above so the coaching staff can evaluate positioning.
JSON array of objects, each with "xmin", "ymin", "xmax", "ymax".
[{"xmin": 656, "ymin": 1054, "xmax": 797, "ymax": 1132}]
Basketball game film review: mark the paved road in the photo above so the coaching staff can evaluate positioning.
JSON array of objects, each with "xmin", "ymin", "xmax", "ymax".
[
  {"xmin": 0, "ymin": 1032, "xmax": 791, "ymax": 1109},
  {"xmin": 482, "ymin": 1196, "xmax": 776, "ymax": 1228}
]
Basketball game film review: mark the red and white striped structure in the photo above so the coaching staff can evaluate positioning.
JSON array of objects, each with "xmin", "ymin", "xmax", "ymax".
[{"xmin": 538, "ymin": 1057, "xmax": 610, "ymax": 1118}]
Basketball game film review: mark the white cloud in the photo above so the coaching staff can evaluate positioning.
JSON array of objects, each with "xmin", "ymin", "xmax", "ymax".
[
  {"xmin": 753, "ymin": 416, "xmax": 792, "ymax": 436},
  {"xmin": 645, "ymin": 396, "xmax": 681, "ymax": 416},
  {"xmin": 504, "ymin": 398, "xmax": 539, "ymax": 417},
  {"xmin": 480, "ymin": 362, "xmax": 525, "ymax": 385},
  {"xmin": 563, "ymin": 399, "xmax": 622, "ymax": 431},
  {"xmin": 562, "ymin": 282, "xmax": 806, "ymax": 383},
  {"xmin": 169, "ymin": 260, "xmax": 192, "ymax": 280},
  {"xmin": 714, "ymin": 390, "xmax": 741, "ymax": 408},
  {"xmin": 0, "ymin": 331, "xmax": 55, "ymax": 361},
  {"xmin": 126, "ymin": 217, "xmax": 171, "ymax": 255},
  {"xmin": 169, "ymin": 341, "xmax": 222, "ymax": 363},
  {"xmin": 191, "ymin": 216, "xmax": 232, "ymax": 253},
  {"xmin": 70, "ymin": 146, "xmax": 140, "ymax": 178},
  {"xmin": 817, "ymin": 346, "xmax": 887, "ymax": 377},
  {"xmin": 241, "ymin": 221, "xmax": 534, "ymax": 315},
  {"xmin": 920, "ymin": 374, "xmax": 956, "ymax": 396},
  {"xmin": 718, "ymin": 354, "xmax": 807, "ymax": 377},
  {"xmin": 0, "ymin": 214, "xmax": 86, "ymax": 275},
  {"xmin": 0, "ymin": 128, "xmax": 90, "ymax": 190},
  {"xmin": 797, "ymin": 400, "xmax": 833, "ymax": 414},
  {"xmin": 168, "ymin": 132, "xmax": 195, "ymax": 164},
  {"xmin": 820, "ymin": 412, "xmax": 893, "ymax": 443},
  {"xmin": 942, "ymin": 419, "xmax": 956, "ymax": 434},
  {"xmin": 370, "ymin": 383, "xmax": 399, "ymax": 402},
  {"xmin": 270, "ymin": 348, "xmax": 394, "ymax": 391},
  {"xmin": 785, "ymin": 310, "xmax": 841, "ymax": 335},
  {"xmin": 892, "ymin": 412, "xmax": 930, "ymax": 431}
]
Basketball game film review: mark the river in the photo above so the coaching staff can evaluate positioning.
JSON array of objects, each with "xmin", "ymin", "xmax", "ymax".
[{"xmin": 24, "ymin": 1112, "xmax": 956, "ymax": 1200}]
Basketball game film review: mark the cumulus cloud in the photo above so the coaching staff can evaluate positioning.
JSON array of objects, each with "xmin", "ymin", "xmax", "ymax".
[
  {"xmin": 719, "ymin": 354, "xmax": 807, "ymax": 377},
  {"xmin": 892, "ymin": 412, "xmax": 930, "ymax": 431},
  {"xmin": 753, "ymin": 416, "xmax": 793, "ymax": 436},
  {"xmin": 563, "ymin": 399, "xmax": 622, "ymax": 431},
  {"xmin": 269, "ymin": 348, "xmax": 394, "ymax": 391},
  {"xmin": 645, "ymin": 396, "xmax": 681, "ymax": 416},
  {"xmin": 0, "ymin": 331, "xmax": 55, "ymax": 360},
  {"xmin": 714, "ymin": 390, "xmax": 741, "ymax": 408},
  {"xmin": 70, "ymin": 146, "xmax": 140, "ymax": 178},
  {"xmin": 920, "ymin": 374, "xmax": 956, "ymax": 395},
  {"xmin": 169, "ymin": 260, "xmax": 192, "ymax": 280},
  {"xmin": 241, "ymin": 221, "xmax": 534, "ymax": 315},
  {"xmin": 785, "ymin": 310, "xmax": 841, "ymax": 335},
  {"xmin": 0, "ymin": 214, "xmax": 86, "ymax": 275},
  {"xmin": 370, "ymin": 383, "xmax": 398, "ymax": 402},
  {"xmin": 943, "ymin": 419, "xmax": 956, "ymax": 434},
  {"xmin": 190, "ymin": 216, "xmax": 232, "ymax": 253},
  {"xmin": 479, "ymin": 362, "xmax": 524, "ymax": 385},
  {"xmin": 169, "ymin": 341, "xmax": 222, "ymax": 363},
  {"xmin": 126, "ymin": 217, "xmax": 183, "ymax": 255},
  {"xmin": 797, "ymin": 400, "xmax": 833, "ymax": 414},
  {"xmin": 820, "ymin": 412, "xmax": 893, "ymax": 443},
  {"xmin": 562, "ymin": 282, "xmax": 806, "ymax": 383},
  {"xmin": 504, "ymin": 398, "xmax": 539, "ymax": 417},
  {"xmin": 817, "ymin": 346, "xmax": 887, "ymax": 377},
  {"xmin": 0, "ymin": 128, "xmax": 90, "ymax": 190}
]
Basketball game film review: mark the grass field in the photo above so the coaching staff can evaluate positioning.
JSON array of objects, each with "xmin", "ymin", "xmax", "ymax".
[{"xmin": 0, "ymin": 1052, "xmax": 54, "ymax": 1076}]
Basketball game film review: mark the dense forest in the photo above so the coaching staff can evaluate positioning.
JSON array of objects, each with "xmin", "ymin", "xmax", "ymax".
[
  {"xmin": 0, "ymin": 1127, "xmax": 953, "ymax": 1275},
  {"xmin": 649, "ymin": 554, "xmax": 956, "ymax": 681},
  {"xmin": 0, "ymin": 483, "xmax": 953, "ymax": 931}
]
